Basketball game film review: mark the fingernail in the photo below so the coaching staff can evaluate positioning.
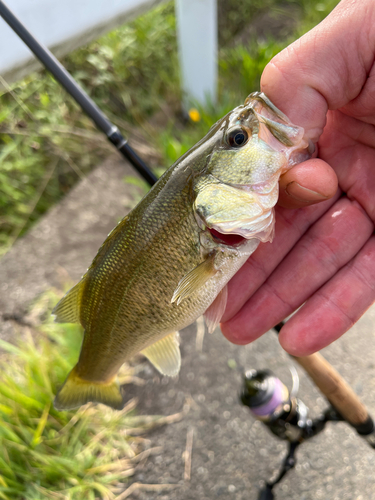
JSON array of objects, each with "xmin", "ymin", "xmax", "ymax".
[{"xmin": 285, "ymin": 182, "xmax": 329, "ymax": 203}]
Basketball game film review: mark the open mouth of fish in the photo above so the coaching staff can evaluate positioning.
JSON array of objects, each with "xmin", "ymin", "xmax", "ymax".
[
  {"xmin": 205, "ymin": 208, "xmax": 274, "ymax": 247},
  {"xmin": 194, "ymin": 180, "xmax": 276, "ymax": 248},
  {"xmin": 196, "ymin": 207, "xmax": 275, "ymax": 249},
  {"xmin": 207, "ymin": 227, "xmax": 248, "ymax": 247}
]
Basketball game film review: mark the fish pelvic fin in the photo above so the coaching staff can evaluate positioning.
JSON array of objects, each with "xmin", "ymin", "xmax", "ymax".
[
  {"xmin": 204, "ymin": 284, "xmax": 228, "ymax": 334},
  {"xmin": 54, "ymin": 366, "xmax": 124, "ymax": 411},
  {"xmin": 52, "ymin": 280, "xmax": 84, "ymax": 324},
  {"xmin": 171, "ymin": 252, "xmax": 217, "ymax": 305}
]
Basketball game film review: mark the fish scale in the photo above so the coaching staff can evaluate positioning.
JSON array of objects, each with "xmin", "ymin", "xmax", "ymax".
[{"xmin": 52, "ymin": 92, "xmax": 312, "ymax": 411}]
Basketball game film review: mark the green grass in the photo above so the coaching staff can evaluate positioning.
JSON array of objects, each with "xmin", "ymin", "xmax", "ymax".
[
  {"xmin": 0, "ymin": 1, "xmax": 178, "ymax": 254},
  {"xmin": 0, "ymin": 0, "xmax": 339, "ymax": 254},
  {"xmin": 0, "ymin": 291, "xmax": 177, "ymax": 500}
]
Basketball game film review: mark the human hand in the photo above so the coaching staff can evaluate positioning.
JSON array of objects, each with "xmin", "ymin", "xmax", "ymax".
[{"xmin": 221, "ymin": 0, "xmax": 375, "ymax": 356}]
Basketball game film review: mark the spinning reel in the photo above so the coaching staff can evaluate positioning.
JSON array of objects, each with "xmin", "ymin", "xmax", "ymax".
[{"xmin": 240, "ymin": 340, "xmax": 375, "ymax": 500}]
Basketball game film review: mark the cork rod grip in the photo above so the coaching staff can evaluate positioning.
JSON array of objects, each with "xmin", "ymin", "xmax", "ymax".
[{"xmin": 293, "ymin": 352, "xmax": 369, "ymax": 426}]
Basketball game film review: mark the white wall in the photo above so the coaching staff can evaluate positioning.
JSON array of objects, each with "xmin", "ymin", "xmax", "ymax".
[
  {"xmin": 0, "ymin": 0, "xmax": 164, "ymax": 83},
  {"xmin": 0, "ymin": 0, "xmax": 217, "ymax": 106}
]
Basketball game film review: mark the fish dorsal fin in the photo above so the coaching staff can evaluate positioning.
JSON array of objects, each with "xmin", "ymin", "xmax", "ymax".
[
  {"xmin": 171, "ymin": 253, "xmax": 217, "ymax": 305},
  {"xmin": 141, "ymin": 332, "xmax": 181, "ymax": 376},
  {"xmin": 52, "ymin": 281, "xmax": 84, "ymax": 324},
  {"xmin": 204, "ymin": 285, "xmax": 228, "ymax": 334}
]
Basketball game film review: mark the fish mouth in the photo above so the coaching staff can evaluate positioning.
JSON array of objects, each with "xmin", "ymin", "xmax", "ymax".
[
  {"xmin": 207, "ymin": 227, "xmax": 247, "ymax": 247},
  {"xmin": 194, "ymin": 177, "xmax": 277, "ymax": 249},
  {"xmin": 202, "ymin": 208, "xmax": 275, "ymax": 248}
]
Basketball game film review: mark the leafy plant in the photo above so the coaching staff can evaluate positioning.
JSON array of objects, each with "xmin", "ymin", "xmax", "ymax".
[
  {"xmin": 66, "ymin": 2, "xmax": 180, "ymax": 122},
  {"xmin": 0, "ymin": 0, "xmax": 340, "ymax": 255},
  {"xmin": 155, "ymin": 0, "xmax": 340, "ymax": 169},
  {"xmin": 0, "ymin": 291, "xmax": 174, "ymax": 500},
  {"xmin": 0, "ymin": 2, "xmax": 178, "ymax": 255}
]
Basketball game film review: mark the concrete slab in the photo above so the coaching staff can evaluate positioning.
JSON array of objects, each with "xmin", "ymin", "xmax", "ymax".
[
  {"xmin": 131, "ymin": 318, "xmax": 375, "ymax": 500},
  {"xmin": 0, "ymin": 156, "xmax": 374, "ymax": 499},
  {"xmin": 0, "ymin": 154, "xmax": 139, "ymax": 339}
]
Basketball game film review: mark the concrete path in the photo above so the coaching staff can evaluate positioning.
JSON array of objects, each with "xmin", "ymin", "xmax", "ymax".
[{"xmin": 1, "ymin": 157, "xmax": 374, "ymax": 499}]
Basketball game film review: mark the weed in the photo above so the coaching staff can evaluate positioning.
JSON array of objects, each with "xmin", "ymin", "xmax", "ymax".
[
  {"xmin": 0, "ymin": 0, "xmax": 339, "ymax": 254},
  {"xmin": 0, "ymin": 291, "xmax": 177, "ymax": 499}
]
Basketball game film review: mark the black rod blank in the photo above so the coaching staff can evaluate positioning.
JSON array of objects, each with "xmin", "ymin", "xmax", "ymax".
[{"xmin": 0, "ymin": 0, "xmax": 158, "ymax": 186}]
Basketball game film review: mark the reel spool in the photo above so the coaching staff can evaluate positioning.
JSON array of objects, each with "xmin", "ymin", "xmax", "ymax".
[{"xmin": 241, "ymin": 368, "xmax": 309, "ymax": 442}]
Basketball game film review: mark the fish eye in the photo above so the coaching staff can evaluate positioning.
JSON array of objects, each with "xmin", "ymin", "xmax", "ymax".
[{"xmin": 227, "ymin": 128, "xmax": 249, "ymax": 148}]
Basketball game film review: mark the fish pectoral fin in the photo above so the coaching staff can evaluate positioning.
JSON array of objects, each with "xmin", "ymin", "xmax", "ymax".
[
  {"xmin": 54, "ymin": 366, "xmax": 124, "ymax": 411},
  {"xmin": 52, "ymin": 280, "xmax": 84, "ymax": 324},
  {"xmin": 204, "ymin": 285, "xmax": 228, "ymax": 334},
  {"xmin": 141, "ymin": 332, "xmax": 181, "ymax": 377},
  {"xmin": 171, "ymin": 253, "xmax": 217, "ymax": 305}
]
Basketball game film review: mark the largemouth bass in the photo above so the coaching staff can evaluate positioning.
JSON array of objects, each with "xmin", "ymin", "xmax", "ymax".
[{"xmin": 53, "ymin": 92, "xmax": 312, "ymax": 410}]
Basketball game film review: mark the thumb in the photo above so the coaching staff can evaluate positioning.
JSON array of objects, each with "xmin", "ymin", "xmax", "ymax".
[
  {"xmin": 261, "ymin": 0, "xmax": 375, "ymax": 142},
  {"xmin": 278, "ymin": 159, "xmax": 338, "ymax": 209}
]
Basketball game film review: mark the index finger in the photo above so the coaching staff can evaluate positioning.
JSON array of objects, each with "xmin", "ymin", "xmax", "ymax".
[{"xmin": 221, "ymin": 192, "xmax": 339, "ymax": 323}]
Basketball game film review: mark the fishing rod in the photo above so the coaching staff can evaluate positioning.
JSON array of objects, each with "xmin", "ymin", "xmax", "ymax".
[
  {"xmin": 0, "ymin": 0, "xmax": 158, "ymax": 187},
  {"xmin": 240, "ymin": 322, "xmax": 375, "ymax": 500}
]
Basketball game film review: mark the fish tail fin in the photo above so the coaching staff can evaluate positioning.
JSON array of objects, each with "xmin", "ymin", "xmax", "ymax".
[{"xmin": 54, "ymin": 366, "xmax": 124, "ymax": 411}]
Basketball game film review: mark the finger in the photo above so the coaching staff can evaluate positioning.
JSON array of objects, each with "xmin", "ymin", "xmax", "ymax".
[
  {"xmin": 279, "ymin": 159, "xmax": 338, "ymax": 209},
  {"xmin": 221, "ymin": 191, "xmax": 340, "ymax": 322},
  {"xmin": 279, "ymin": 236, "xmax": 375, "ymax": 356},
  {"xmin": 221, "ymin": 198, "xmax": 373, "ymax": 345},
  {"xmin": 318, "ymin": 110, "xmax": 375, "ymax": 221},
  {"xmin": 342, "ymin": 54, "xmax": 375, "ymax": 123},
  {"xmin": 260, "ymin": 0, "xmax": 375, "ymax": 140}
]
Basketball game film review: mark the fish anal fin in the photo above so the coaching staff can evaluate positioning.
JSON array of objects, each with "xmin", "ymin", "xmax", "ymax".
[
  {"xmin": 171, "ymin": 253, "xmax": 217, "ymax": 305},
  {"xmin": 204, "ymin": 285, "xmax": 228, "ymax": 334},
  {"xmin": 52, "ymin": 281, "xmax": 84, "ymax": 324},
  {"xmin": 54, "ymin": 366, "xmax": 123, "ymax": 411},
  {"xmin": 141, "ymin": 332, "xmax": 181, "ymax": 377}
]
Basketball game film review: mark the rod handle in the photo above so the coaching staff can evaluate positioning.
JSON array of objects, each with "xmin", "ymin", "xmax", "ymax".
[{"xmin": 293, "ymin": 352, "xmax": 369, "ymax": 426}]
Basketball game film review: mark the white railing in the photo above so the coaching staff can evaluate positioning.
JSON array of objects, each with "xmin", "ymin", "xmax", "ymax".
[{"xmin": 0, "ymin": 0, "xmax": 217, "ymax": 106}]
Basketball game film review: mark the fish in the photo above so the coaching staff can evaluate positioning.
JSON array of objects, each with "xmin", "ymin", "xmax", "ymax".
[{"xmin": 52, "ymin": 92, "xmax": 312, "ymax": 411}]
